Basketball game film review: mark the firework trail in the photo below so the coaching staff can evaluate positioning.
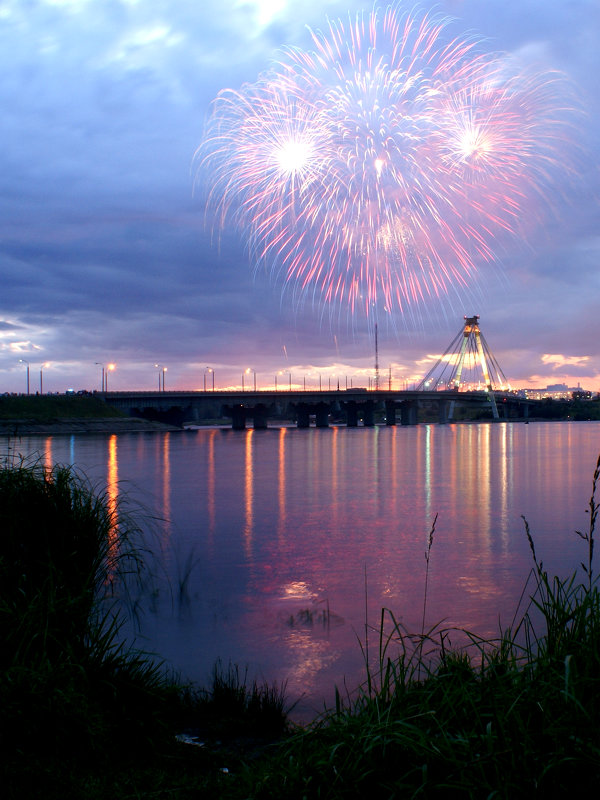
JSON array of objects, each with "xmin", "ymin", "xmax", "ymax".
[{"xmin": 197, "ymin": 4, "xmax": 577, "ymax": 319}]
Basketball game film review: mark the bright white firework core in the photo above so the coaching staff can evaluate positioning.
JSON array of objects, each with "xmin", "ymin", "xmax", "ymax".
[
  {"xmin": 459, "ymin": 127, "xmax": 489, "ymax": 161},
  {"xmin": 275, "ymin": 139, "xmax": 312, "ymax": 174}
]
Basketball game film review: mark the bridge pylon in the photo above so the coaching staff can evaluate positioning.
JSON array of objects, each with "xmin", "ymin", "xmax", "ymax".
[{"xmin": 418, "ymin": 315, "xmax": 511, "ymax": 420}]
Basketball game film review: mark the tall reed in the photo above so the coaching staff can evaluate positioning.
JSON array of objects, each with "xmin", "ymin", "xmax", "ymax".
[{"xmin": 0, "ymin": 459, "xmax": 176, "ymax": 761}]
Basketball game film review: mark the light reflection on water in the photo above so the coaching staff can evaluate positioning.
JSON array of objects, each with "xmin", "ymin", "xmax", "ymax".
[{"xmin": 6, "ymin": 421, "xmax": 600, "ymax": 720}]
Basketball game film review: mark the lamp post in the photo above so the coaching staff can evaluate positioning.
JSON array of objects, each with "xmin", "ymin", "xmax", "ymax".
[
  {"xmin": 40, "ymin": 362, "xmax": 50, "ymax": 394},
  {"xmin": 106, "ymin": 363, "xmax": 115, "ymax": 391},
  {"xmin": 19, "ymin": 359, "xmax": 30, "ymax": 395},
  {"xmin": 204, "ymin": 367, "xmax": 214, "ymax": 392},
  {"xmin": 154, "ymin": 364, "xmax": 166, "ymax": 391},
  {"xmin": 95, "ymin": 362, "xmax": 105, "ymax": 392}
]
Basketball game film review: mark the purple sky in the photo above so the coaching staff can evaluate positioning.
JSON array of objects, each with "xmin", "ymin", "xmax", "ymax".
[{"xmin": 1, "ymin": 0, "xmax": 599, "ymax": 394}]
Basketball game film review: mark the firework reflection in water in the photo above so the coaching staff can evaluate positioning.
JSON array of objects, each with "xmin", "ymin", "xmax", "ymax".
[{"xmin": 197, "ymin": 4, "xmax": 578, "ymax": 320}]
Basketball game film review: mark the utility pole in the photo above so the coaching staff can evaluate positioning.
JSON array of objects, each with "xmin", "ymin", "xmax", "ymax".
[{"xmin": 374, "ymin": 322, "xmax": 380, "ymax": 390}]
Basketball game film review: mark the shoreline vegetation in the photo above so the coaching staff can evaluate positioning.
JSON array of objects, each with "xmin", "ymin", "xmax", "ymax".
[
  {"xmin": 0, "ymin": 394, "xmax": 180, "ymax": 434},
  {"xmin": 2, "ymin": 456, "xmax": 600, "ymax": 798}
]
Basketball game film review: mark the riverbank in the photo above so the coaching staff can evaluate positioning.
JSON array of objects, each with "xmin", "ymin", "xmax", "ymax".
[
  {"xmin": 0, "ymin": 417, "xmax": 180, "ymax": 435},
  {"xmin": 0, "ymin": 393, "xmax": 180, "ymax": 434},
  {"xmin": 2, "ymin": 454, "xmax": 600, "ymax": 798}
]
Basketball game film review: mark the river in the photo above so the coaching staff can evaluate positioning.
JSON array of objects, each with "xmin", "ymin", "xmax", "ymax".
[{"xmin": 4, "ymin": 421, "xmax": 600, "ymax": 720}]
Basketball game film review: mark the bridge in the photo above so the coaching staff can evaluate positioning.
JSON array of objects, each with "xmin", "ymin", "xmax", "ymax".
[
  {"xmin": 101, "ymin": 387, "xmax": 531, "ymax": 429},
  {"xmin": 102, "ymin": 316, "xmax": 534, "ymax": 429}
]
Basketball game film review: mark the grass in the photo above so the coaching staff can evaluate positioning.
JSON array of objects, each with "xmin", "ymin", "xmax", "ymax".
[
  {"xmin": 2, "ymin": 456, "xmax": 600, "ymax": 798},
  {"xmin": 0, "ymin": 460, "xmax": 175, "ymax": 765},
  {"xmin": 0, "ymin": 393, "xmax": 125, "ymax": 421},
  {"xmin": 0, "ymin": 458, "xmax": 291, "ymax": 799},
  {"xmin": 239, "ymin": 455, "xmax": 600, "ymax": 799}
]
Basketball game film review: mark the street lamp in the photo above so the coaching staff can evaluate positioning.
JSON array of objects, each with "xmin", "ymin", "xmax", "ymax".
[
  {"xmin": 19, "ymin": 359, "xmax": 30, "ymax": 395},
  {"xmin": 95, "ymin": 362, "xmax": 106, "ymax": 392},
  {"xmin": 204, "ymin": 366, "xmax": 215, "ymax": 392},
  {"xmin": 40, "ymin": 362, "xmax": 50, "ymax": 394},
  {"xmin": 154, "ymin": 364, "xmax": 166, "ymax": 391},
  {"xmin": 106, "ymin": 363, "xmax": 115, "ymax": 391}
]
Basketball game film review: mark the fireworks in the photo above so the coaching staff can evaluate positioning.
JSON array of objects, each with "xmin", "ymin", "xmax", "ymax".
[{"xmin": 197, "ymin": 4, "xmax": 577, "ymax": 318}]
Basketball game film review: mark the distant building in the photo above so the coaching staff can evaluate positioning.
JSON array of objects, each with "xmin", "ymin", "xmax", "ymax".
[{"xmin": 523, "ymin": 383, "xmax": 592, "ymax": 400}]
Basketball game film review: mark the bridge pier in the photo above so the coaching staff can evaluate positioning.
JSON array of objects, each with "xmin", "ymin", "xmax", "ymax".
[
  {"xmin": 252, "ymin": 404, "xmax": 268, "ymax": 429},
  {"xmin": 438, "ymin": 400, "xmax": 450, "ymax": 424},
  {"xmin": 344, "ymin": 401, "xmax": 358, "ymax": 427},
  {"xmin": 315, "ymin": 402, "xmax": 330, "ymax": 428},
  {"xmin": 296, "ymin": 403, "xmax": 310, "ymax": 428},
  {"xmin": 400, "ymin": 400, "xmax": 418, "ymax": 426},
  {"xmin": 230, "ymin": 405, "xmax": 246, "ymax": 430},
  {"xmin": 362, "ymin": 400, "xmax": 375, "ymax": 427},
  {"xmin": 385, "ymin": 400, "xmax": 396, "ymax": 426}
]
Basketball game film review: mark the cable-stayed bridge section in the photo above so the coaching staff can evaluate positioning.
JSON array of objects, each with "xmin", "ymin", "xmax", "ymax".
[{"xmin": 102, "ymin": 316, "xmax": 531, "ymax": 428}]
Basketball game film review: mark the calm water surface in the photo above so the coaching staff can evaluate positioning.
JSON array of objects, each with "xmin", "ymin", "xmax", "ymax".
[{"xmin": 6, "ymin": 421, "xmax": 600, "ymax": 719}]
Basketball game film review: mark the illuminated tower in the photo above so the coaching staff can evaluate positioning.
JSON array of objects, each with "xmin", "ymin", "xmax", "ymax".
[
  {"xmin": 453, "ymin": 316, "xmax": 493, "ymax": 390},
  {"xmin": 418, "ymin": 315, "xmax": 510, "ymax": 420}
]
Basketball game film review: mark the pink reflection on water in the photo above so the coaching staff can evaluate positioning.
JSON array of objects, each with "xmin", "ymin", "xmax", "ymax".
[{"xmin": 12, "ymin": 422, "xmax": 600, "ymax": 721}]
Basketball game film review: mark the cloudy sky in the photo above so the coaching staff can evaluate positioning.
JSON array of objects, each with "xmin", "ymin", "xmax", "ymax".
[{"xmin": 1, "ymin": 0, "xmax": 599, "ymax": 394}]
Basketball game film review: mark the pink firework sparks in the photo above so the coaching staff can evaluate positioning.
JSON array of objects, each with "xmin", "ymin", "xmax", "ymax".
[{"xmin": 197, "ymin": 4, "xmax": 578, "ymax": 318}]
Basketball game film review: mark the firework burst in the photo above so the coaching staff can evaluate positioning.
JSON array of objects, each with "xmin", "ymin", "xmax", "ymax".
[{"xmin": 197, "ymin": 4, "xmax": 577, "ymax": 319}]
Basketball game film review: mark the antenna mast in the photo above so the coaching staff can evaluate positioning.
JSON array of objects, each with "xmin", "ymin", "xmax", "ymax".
[{"xmin": 374, "ymin": 323, "xmax": 380, "ymax": 390}]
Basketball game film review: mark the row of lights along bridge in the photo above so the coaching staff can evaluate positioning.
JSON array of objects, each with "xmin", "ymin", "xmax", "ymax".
[
  {"xmin": 16, "ymin": 359, "xmax": 424, "ymax": 394},
  {"xmin": 16, "ymin": 360, "xmax": 402, "ymax": 394}
]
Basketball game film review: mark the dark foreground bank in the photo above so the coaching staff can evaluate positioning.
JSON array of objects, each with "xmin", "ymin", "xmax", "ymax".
[{"xmin": 1, "ymin": 458, "xmax": 599, "ymax": 799}]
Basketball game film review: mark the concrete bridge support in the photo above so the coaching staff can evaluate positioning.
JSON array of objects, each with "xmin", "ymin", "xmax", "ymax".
[
  {"xmin": 230, "ymin": 405, "xmax": 246, "ymax": 430},
  {"xmin": 296, "ymin": 403, "xmax": 310, "ymax": 428},
  {"xmin": 362, "ymin": 400, "xmax": 375, "ymax": 427},
  {"xmin": 400, "ymin": 401, "xmax": 418, "ymax": 426},
  {"xmin": 252, "ymin": 404, "xmax": 268, "ymax": 429},
  {"xmin": 315, "ymin": 402, "xmax": 330, "ymax": 428},
  {"xmin": 344, "ymin": 402, "xmax": 358, "ymax": 427},
  {"xmin": 385, "ymin": 400, "xmax": 396, "ymax": 426},
  {"xmin": 438, "ymin": 400, "xmax": 450, "ymax": 424}
]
